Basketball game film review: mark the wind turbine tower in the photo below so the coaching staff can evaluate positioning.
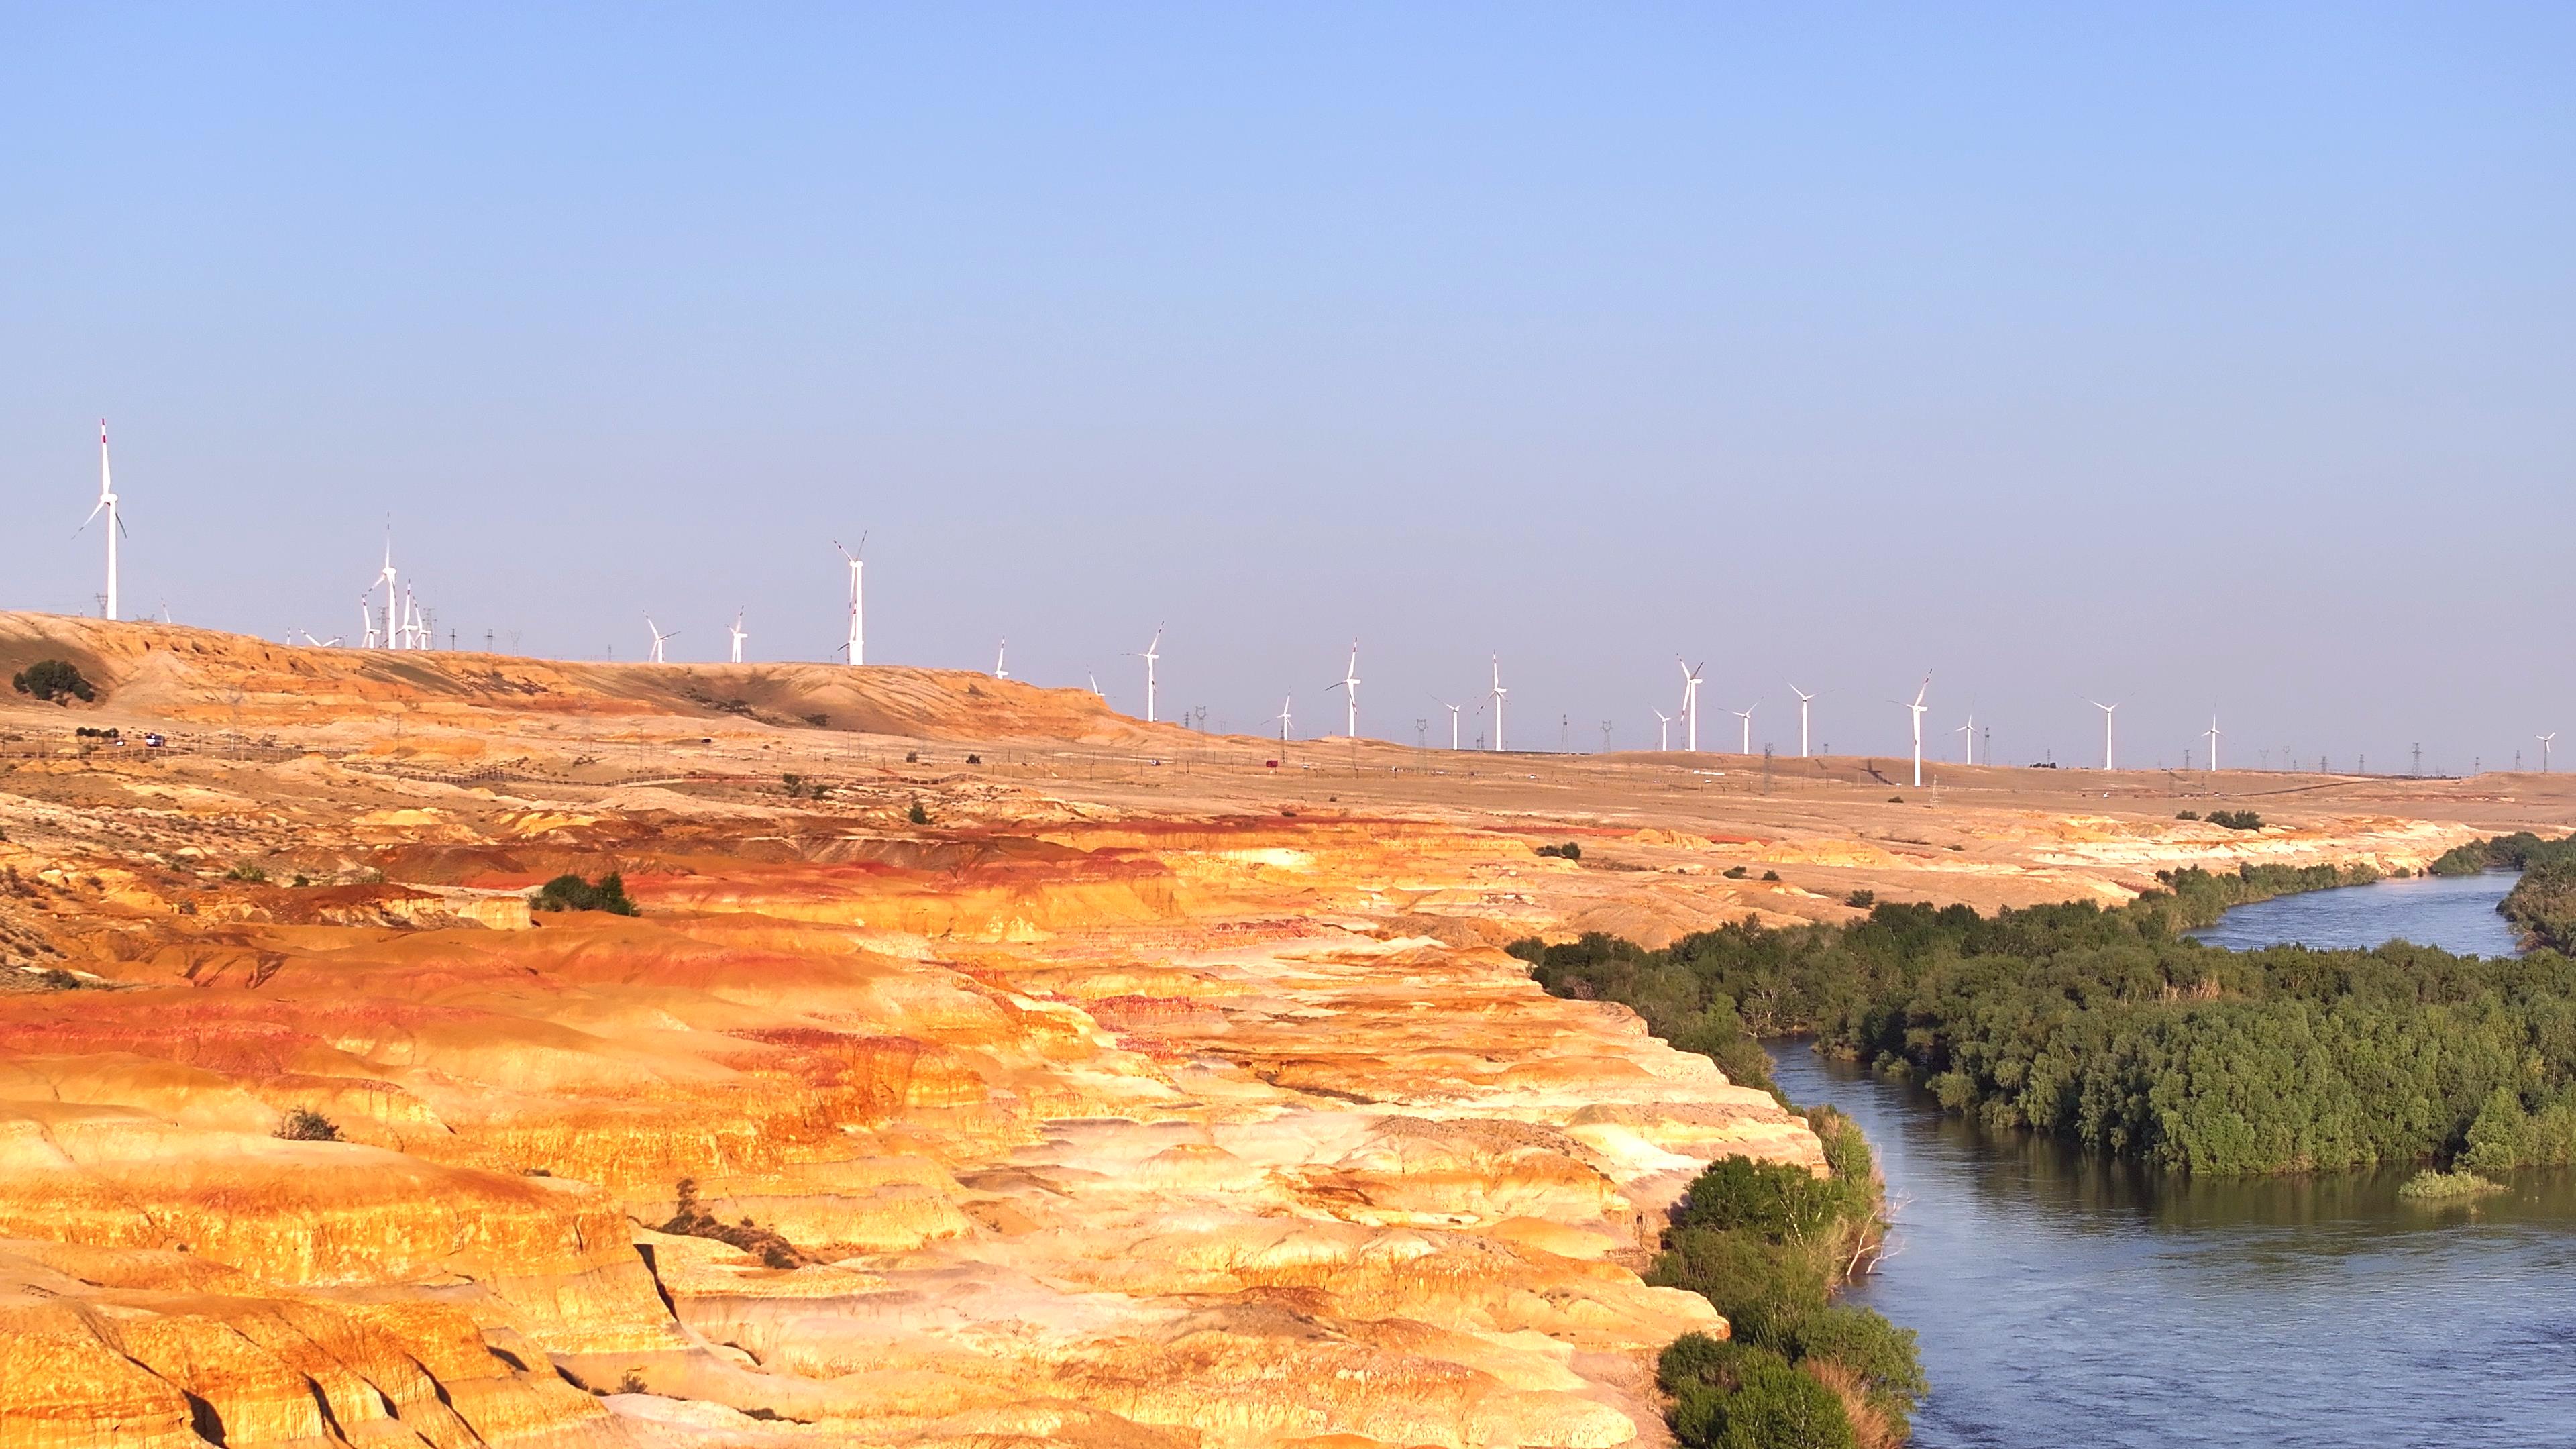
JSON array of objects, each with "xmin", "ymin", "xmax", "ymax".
[
  {"xmin": 364, "ymin": 533, "xmax": 400, "ymax": 650},
  {"xmin": 1792, "ymin": 685, "xmax": 1815, "ymax": 757},
  {"xmin": 1327, "ymin": 640, "xmax": 1361, "ymax": 737},
  {"xmin": 1277, "ymin": 696, "xmax": 1293, "ymax": 741},
  {"xmin": 1732, "ymin": 699, "xmax": 1760, "ymax": 755},
  {"xmin": 728, "ymin": 609, "xmax": 747, "ymax": 664},
  {"xmin": 1438, "ymin": 699, "xmax": 1465, "ymax": 750},
  {"xmin": 1903, "ymin": 676, "xmax": 1931, "ymax": 788},
  {"xmin": 2086, "ymin": 698, "xmax": 2121, "ymax": 771},
  {"xmin": 2204, "ymin": 716, "xmax": 2222, "ymax": 772},
  {"xmin": 74, "ymin": 420, "xmax": 126, "ymax": 620},
  {"xmin": 1133, "ymin": 626, "xmax": 1164, "ymax": 723},
  {"xmin": 1955, "ymin": 714, "xmax": 1975, "ymax": 765},
  {"xmin": 2542, "ymin": 733, "xmax": 2557, "ymax": 773},
  {"xmin": 645, "ymin": 617, "xmax": 678, "ymax": 665},
  {"xmin": 1678, "ymin": 659, "xmax": 1705, "ymax": 752},
  {"xmin": 1653, "ymin": 710, "xmax": 1673, "ymax": 751},
  {"xmin": 994, "ymin": 639, "xmax": 1008, "ymax": 680},
  {"xmin": 1489, "ymin": 657, "xmax": 1508, "ymax": 752},
  {"xmin": 834, "ymin": 535, "xmax": 866, "ymax": 666}
]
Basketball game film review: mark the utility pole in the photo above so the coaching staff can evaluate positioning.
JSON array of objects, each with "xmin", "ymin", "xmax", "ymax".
[
  {"xmin": 1600, "ymin": 720, "xmax": 1613, "ymax": 753},
  {"xmin": 2412, "ymin": 743, "xmax": 2422, "ymax": 777}
]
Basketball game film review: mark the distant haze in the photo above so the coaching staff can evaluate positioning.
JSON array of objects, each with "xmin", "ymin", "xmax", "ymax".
[{"xmin": 5, "ymin": 7, "xmax": 2569, "ymax": 773}]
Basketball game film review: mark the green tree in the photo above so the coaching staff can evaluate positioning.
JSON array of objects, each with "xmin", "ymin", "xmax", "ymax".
[{"xmin": 11, "ymin": 659, "xmax": 95, "ymax": 703}]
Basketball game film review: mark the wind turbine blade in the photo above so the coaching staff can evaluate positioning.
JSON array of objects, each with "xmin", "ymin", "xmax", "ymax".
[{"xmin": 74, "ymin": 500, "xmax": 105, "ymax": 534}]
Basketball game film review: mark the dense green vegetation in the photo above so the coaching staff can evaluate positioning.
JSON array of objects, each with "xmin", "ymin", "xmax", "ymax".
[
  {"xmin": 1523, "ymin": 857, "xmax": 2576, "ymax": 1175},
  {"xmin": 2502, "ymin": 861, "xmax": 2576, "ymax": 955},
  {"xmin": 11, "ymin": 659, "xmax": 95, "ymax": 703},
  {"xmin": 1507, "ymin": 941, "xmax": 1923, "ymax": 1446},
  {"xmin": 2426, "ymin": 831, "xmax": 2576, "ymax": 876},
  {"xmin": 1648, "ymin": 1112, "xmax": 1923, "ymax": 1447},
  {"xmin": 533, "ymin": 872, "xmax": 638, "ymax": 915}
]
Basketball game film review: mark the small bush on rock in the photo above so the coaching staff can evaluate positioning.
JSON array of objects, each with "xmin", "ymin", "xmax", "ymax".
[
  {"xmin": 277, "ymin": 1107, "xmax": 341, "ymax": 1141},
  {"xmin": 533, "ymin": 873, "xmax": 637, "ymax": 915},
  {"xmin": 661, "ymin": 1177, "xmax": 808, "ymax": 1269}
]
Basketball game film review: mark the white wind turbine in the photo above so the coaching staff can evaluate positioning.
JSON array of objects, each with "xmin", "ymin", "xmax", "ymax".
[
  {"xmin": 2084, "ymin": 698, "xmax": 2121, "ymax": 770},
  {"xmin": 2203, "ymin": 716, "xmax": 2222, "ymax": 772},
  {"xmin": 1955, "ymin": 713, "xmax": 1975, "ymax": 765},
  {"xmin": 1677, "ymin": 659, "xmax": 1706, "ymax": 752},
  {"xmin": 834, "ymin": 534, "xmax": 866, "ymax": 666},
  {"xmin": 1791, "ymin": 685, "xmax": 1817, "ymax": 757},
  {"xmin": 994, "ymin": 639, "xmax": 1008, "ymax": 679},
  {"xmin": 1489, "ymin": 656, "xmax": 1508, "ymax": 751},
  {"xmin": 1653, "ymin": 709, "xmax": 1674, "ymax": 751},
  {"xmin": 362, "ymin": 533, "xmax": 400, "ymax": 650},
  {"xmin": 1326, "ymin": 640, "xmax": 1361, "ymax": 737},
  {"xmin": 1436, "ymin": 698, "xmax": 1466, "ymax": 751},
  {"xmin": 73, "ymin": 419, "xmax": 127, "ymax": 620},
  {"xmin": 1276, "ymin": 696, "xmax": 1293, "ymax": 741},
  {"xmin": 728, "ymin": 608, "xmax": 747, "ymax": 664},
  {"xmin": 1731, "ymin": 699, "xmax": 1761, "ymax": 755},
  {"xmin": 645, "ymin": 616, "xmax": 678, "ymax": 665},
  {"xmin": 1132, "ymin": 625, "xmax": 1164, "ymax": 723},
  {"xmin": 2540, "ymin": 733, "xmax": 2557, "ymax": 773},
  {"xmin": 358, "ymin": 596, "xmax": 379, "ymax": 649},
  {"xmin": 1900, "ymin": 675, "xmax": 1931, "ymax": 788}
]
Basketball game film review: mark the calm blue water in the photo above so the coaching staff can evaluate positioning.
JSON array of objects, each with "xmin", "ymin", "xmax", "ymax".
[
  {"xmin": 1770, "ymin": 870, "xmax": 2576, "ymax": 1449},
  {"xmin": 2185, "ymin": 869, "xmax": 2521, "ymax": 956}
]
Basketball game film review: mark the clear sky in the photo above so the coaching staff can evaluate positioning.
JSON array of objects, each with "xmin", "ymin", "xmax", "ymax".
[{"xmin": 5, "ymin": 5, "xmax": 2569, "ymax": 772}]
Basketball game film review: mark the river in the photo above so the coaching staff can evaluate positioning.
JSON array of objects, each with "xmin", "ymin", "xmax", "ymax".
[
  {"xmin": 2183, "ymin": 868, "xmax": 2525, "ymax": 957},
  {"xmin": 1770, "ymin": 869, "xmax": 2576, "ymax": 1448}
]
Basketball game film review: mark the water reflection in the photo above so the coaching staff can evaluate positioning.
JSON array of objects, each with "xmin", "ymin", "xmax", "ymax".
[{"xmin": 1771, "ymin": 1046, "xmax": 2576, "ymax": 1448}]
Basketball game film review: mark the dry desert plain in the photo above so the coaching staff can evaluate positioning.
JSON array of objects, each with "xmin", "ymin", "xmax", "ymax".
[{"xmin": 1, "ymin": 613, "xmax": 2570, "ymax": 1449}]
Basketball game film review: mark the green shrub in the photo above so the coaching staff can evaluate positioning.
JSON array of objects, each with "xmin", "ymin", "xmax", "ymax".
[
  {"xmin": 1762, "ymin": 870, "xmax": 1781, "ymax": 881},
  {"xmin": 1664, "ymin": 1336, "xmax": 1856, "ymax": 1449},
  {"xmin": 2177, "ymin": 810, "xmax": 2200, "ymax": 821},
  {"xmin": 276, "ymin": 1107, "xmax": 341, "ymax": 1141},
  {"xmin": 225, "ymin": 863, "xmax": 268, "ymax": 883},
  {"xmin": 11, "ymin": 659, "xmax": 95, "ymax": 703},
  {"xmin": 2205, "ymin": 809, "xmax": 2264, "ymax": 830},
  {"xmin": 1672, "ymin": 1155, "xmax": 1860, "ymax": 1246},
  {"xmin": 1724, "ymin": 865, "xmax": 1749, "ymax": 879},
  {"xmin": 2397, "ymin": 1168, "xmax": 2503, "ymax": 1200},
  {"xmin": 533, "ymin": 873, "xmax": 637, "ymax": 915},
  {"xmin": 1535, "ymin": 841, "xmax": 1583, "ymax": 860},
  {"xmin": 660, "ymin": 1177, "xmax": 807, "ymax": 1268},
  {"xmin": 908, "ymin": 800, "xmax": 930, "ymax": 825},
  {"xmin": 1843, "ymin": 889, "xmax": 1874, "ymax": 908}
]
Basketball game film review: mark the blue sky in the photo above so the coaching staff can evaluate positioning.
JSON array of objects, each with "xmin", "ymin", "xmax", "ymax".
[{"xmin": 5, "ymin": 5, "xmax": 2569, "ymax": 770}]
